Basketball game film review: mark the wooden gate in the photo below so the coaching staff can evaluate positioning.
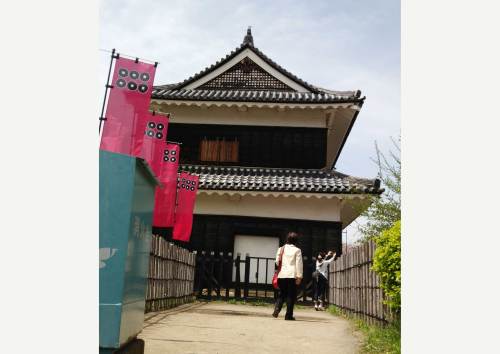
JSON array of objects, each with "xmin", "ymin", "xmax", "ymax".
[{"xmin": 194, "ymin": 252, "xmax": 318, "ymax": 303}]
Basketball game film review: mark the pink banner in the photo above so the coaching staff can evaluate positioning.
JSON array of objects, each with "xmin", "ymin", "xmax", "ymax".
[
  {"xmin": 140, "ymin": 111, "xmax": 169, "ymax": 178},
  {"xmin": 99, "ymin": 56, "xmax": 156, "ymax": 156},
  {"xmin": 152, "ymin": 144, "xmax": 180, "ymax": 228},
  {"xmin": 172, "ymin": 172, "xmax": 199, "ymax": 242}
]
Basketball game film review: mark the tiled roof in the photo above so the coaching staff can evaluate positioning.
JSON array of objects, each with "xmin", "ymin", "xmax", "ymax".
[
  {"xmin": 155, "ymin": 40, "xmax": 320, "ymax": 93},
  {"xmin": 151, "ymin": 88, "xmax": 362, "ymax": 104},
  {"xmin": 153, "ymin": 28, "xmax": 364, "ymax": 103},
  {"xmin": 180, "ymin": 165, "xmax": 383, "ymax": 195}
]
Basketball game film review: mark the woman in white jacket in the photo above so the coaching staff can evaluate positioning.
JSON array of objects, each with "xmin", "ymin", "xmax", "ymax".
[{"xmin": 272, "ymin": 232, "xmax": 303, "ymax": 320}]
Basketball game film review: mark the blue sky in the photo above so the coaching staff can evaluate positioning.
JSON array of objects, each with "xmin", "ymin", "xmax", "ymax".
[{"xmin": 100, "ymin": 0, "xmax": 400, "ymax": 241}]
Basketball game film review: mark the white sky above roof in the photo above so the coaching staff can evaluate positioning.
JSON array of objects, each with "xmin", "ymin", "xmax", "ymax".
[{"xmin": 99, "ymin": 0, "xmax": 400, "ymax": 243}]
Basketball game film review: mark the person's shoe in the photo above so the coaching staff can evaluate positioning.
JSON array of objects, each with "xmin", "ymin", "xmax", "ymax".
[
  {"xmin": 314, "ymin": 301, "xmax": 319, "ymax": 311},
  {"xmin": 272, "ymin": 301, "xmax": 282, "ymax": 318},
  {"xmin": 319, "ymin": 300, "xmax": 325, "ymax": 310},
  {"xmin": 285, "ymin": 316, "xmax": 296, "ymax": 321}
]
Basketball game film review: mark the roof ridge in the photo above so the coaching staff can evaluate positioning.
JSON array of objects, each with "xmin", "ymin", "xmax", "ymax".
[{"xmin": 182, "ymin": 164, "xmax": 376, "ymax": 179}]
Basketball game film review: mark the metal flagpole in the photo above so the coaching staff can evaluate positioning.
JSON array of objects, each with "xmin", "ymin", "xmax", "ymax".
[{"xmin": 99, "ymin": 48, "xmax": 118, "ymax": 134}]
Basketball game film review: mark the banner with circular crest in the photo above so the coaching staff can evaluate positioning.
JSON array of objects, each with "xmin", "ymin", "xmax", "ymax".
[
  {"xmin": 99, "ymin": 56, "xmax": 156, "ymax": 156},
  {"xmin": 152, "ymin": 143, "xmax": 181, "ymax": 228},
  {"xmin": 172, "ymin": 172, "xmax": 199, "ymax": 242}
]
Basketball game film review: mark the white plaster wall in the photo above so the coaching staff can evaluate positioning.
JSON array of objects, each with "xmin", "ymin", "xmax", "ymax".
[
  {"xmin": 151, "ymin": 103, "xmax": 327, "ymax": 128},
  {"xmin": 194, "ymin": 193, "xmax": 341, "ymax": 222},
  {"xmin": 233, "ymin": 235, "xmax": 279, "ymax": 284},
  {"xmin": 326, "ymin": 108, "xmax": 357, "ymax": 167}
]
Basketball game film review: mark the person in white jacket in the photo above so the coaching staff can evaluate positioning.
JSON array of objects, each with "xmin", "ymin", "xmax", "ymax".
[
  {"xmin": 272, "ymin": 232, "xmax": 303, "ymax": 320},
  {"xmin": 313, "ymin": 250, "xmax": 336, "ymax": 310}
]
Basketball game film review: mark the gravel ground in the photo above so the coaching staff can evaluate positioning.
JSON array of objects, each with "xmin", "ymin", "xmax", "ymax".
[{"xmin": 139, "ymin": 302, "xmax": 362, "ymax": 354}]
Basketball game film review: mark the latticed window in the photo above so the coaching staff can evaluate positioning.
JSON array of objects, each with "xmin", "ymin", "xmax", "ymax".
[
  {"xmin": 200, "ymin": 138, "xmax": 239, "ymax": 163},
  {"xmin": 198, "ymin": 57, "xmax": 294, "ymax": 91}
]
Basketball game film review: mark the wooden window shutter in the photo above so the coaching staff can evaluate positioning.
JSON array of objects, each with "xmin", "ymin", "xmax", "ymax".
[
  {"xmin": 200, "ymin": 138, "xmax": 239, "ymax": 163},
  {"xmin": 200, "ymin": 138, "xmax": 208, "ymax": 161}
]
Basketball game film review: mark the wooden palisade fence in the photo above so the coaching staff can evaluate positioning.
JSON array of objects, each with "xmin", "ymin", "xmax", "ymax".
[
  {"xmin": 328, "ymin": 240, "xmax": 391, "ymax": 324},
  {"xmin": 145, "ymin": 235, "xmax": 196, "ymax": 313}
]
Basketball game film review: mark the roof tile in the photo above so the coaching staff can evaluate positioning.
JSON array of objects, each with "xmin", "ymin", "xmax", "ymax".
[
  {"xmin": 156, "ymin": 88, "xmax": 351, "ymax": 104},
  {"xmin": 179, "ymin": 165, "xmax": 383, "ymax": 195}
]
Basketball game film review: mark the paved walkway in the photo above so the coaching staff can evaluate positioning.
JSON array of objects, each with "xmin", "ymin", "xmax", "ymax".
[{"xmin": 139, "ymin": 302, "xmax": 362, "ymax": 354}]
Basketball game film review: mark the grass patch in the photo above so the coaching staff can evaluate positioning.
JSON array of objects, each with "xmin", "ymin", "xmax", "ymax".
[
  {"xmin": 327, "ymin": 306, "xmax": 400, "ymax": 354},
  {"xmin": 248, "ymin": 300, "xmax": 272, "ymax": 307},
  {"xmin": 326, "ymin": 305, "xmax": 342, "ymax": 316},
  {"xmin": 357, "ymin": 319, "xmax": 400, "ymax": 354},
  {"xmin": 227, "ymin": 299, "xmax": 241, "ymax": 305}
]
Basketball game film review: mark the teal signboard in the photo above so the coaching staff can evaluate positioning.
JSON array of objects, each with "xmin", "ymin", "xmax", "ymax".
[{"xmin": 99, "ymin": 150, "xmax": 159, "ymax": 352}]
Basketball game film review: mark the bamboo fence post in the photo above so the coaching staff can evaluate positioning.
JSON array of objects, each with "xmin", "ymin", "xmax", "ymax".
[
  {"xmin": 145, "ymin": 240, "xmax": 197, "ymax": 313},
  {"xmin": 326, "ymin": 240, "xmax": 387, "ymax": 324}
]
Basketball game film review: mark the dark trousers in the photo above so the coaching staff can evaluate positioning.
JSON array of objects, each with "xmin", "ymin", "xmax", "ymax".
[
  {"xmin": 274, "ymin": 278, "xmax": 297, "ymax": 319},
  {"xmin": 313, "ymin": 274, "xmax": 327, "ymax": 301}
]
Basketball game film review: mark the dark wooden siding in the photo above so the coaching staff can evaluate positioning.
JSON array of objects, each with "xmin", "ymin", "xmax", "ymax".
[
  {"xmin": 153, "ymin": 215, "xmax": 342, "ymax": 261},
  {"xmin": 166, "ymin": 123, "xmax": 327, "ymax": 169}
]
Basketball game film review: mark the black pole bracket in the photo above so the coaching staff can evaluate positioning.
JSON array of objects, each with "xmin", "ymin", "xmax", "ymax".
[
  {"xmin": 154, "ymin": 61, "xmax": 158, "ymax": 68},
  {"xmin": 99, "ymin": 48, "xmax": 117, "ymax": 134}
]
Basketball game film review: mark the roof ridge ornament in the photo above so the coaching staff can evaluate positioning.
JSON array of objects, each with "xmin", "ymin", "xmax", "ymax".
[{"xmin": 243, "ymin": 26, "xmax": 254, "ymax": 46}]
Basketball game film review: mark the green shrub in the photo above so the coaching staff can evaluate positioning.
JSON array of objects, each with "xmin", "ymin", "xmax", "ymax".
[{"xmin": 372, "ymin": 220, "xmax": 401, "ymax": 311}]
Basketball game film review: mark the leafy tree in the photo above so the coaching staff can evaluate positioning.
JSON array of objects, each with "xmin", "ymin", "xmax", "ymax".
[
  {"xmin": 358, "ymin": 138, "xmax": 400, "ymax": 240},
  {"xmin": 357, "ymin": 138, "xmax": 401, "ymax": 313},
  {"xmin": 372, "ymin": 220, "xmax": 401, "ymax": 311}
]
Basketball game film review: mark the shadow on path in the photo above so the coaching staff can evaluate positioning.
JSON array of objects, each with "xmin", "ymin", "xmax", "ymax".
[{"xmin": 190, "ymin": 307, "xmax": 331, "ymax": 323}]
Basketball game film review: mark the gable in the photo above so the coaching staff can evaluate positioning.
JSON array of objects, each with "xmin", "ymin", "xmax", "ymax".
[
  {"xmin": 181, "ymin": 48, "xmax": 312, "ymax": 92},
  {"xmin": 198, "ymin": 57, "xmax": 295, "ymax": 91}
]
